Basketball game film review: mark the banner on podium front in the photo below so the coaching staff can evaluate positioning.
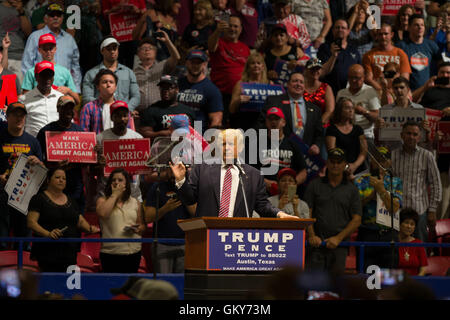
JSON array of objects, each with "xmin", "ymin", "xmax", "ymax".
[{"xmin": 207, "ymin": 229, "xmax": 304, "ymax": 271}]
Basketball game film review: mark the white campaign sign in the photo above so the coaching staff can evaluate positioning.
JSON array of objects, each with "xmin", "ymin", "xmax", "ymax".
[{"xmin": 375, "ymin": 193, "xmax": 399, "ymax": 231}]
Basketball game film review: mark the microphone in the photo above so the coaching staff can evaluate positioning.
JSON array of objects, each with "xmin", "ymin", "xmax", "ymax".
[{"xmin": 233, "ymin": 160, "xmax": 247, "ymax": 178}]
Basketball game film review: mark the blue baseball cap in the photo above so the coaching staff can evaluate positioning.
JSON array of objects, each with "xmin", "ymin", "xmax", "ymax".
[
  {"xmin": 186, "ymin": 50, "xmax": 208, "ymax": 62},
  {"xmin": 171, "ymin": 115, "xmax": 190, "ymax": 134}
]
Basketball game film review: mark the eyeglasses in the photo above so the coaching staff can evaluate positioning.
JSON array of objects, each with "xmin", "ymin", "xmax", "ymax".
[{"xmin": 140, "ymin": 46, "xmax": 155, "ymax": 51}]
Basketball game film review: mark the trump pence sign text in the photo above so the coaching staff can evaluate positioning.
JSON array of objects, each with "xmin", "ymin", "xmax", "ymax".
[{"xmin": 103, "ymin": 138, "xmax": 151, "ymax": 176}]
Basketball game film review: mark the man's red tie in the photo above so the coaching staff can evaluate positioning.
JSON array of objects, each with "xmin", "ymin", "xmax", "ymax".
[{"xmin": 218, "ymin": 166, "xmax": 233, "ymax": 217}]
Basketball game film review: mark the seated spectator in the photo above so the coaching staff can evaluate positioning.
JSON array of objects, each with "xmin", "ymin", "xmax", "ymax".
[
  {"xmin": 82, "ymin": 36, "xmax": 140, "ymax": 113},
  {"xmin": 303, "ymin": 58, "xmax": 335, "ymax": 127},
  {"xmin": 208, "ymin": 14, "xmax": 250, "ymax": 125},
  {"xmin": 362, "ymin": 23, "xmax": 412, "ymax": 94},
  {"xmin": 20, "ymin": 61, "xmax": 63, "ymax": 137},
  {"xmin": 336, "ymin": 64, "xmax": 381, "ymax": 144},
  {"xmin": 132, "ymin": 0, "xmax": 180, "ymax": 62},
  {"xmin": 144, "ymin": 167, "xmax": 192, "ymax": 273},
  {"xmin": 317, "ymin": 18, "xmax": 362, "ymax": 96},
  {"xmin": 255, "ymin": 0, "xmax": 310, "ymax": 52},
  {"xmin": 229, "ymin": 52, "xmax": 270, "ymax": 130},
  {"xmin": 96, "ymin": 168, "xmax": 146, "ymax": 273},
  {"xmin": 22, "ymin": 33, "xmax": 80, "ymax": 105},
  {"xmin": 0, "ymin": 0, "xmax": 32, "ymax": 83},
  {"xmin": 133, "ymin": 34, "xmax": 180, "ymax": 120},
  {"xmin": 347, "ymin": 0, "xmax": 376, "ymax": 57},
  {"xmin": 27, "ymin": 167, "xmax": 99, "ymax": 272},
  {"xmin": 181, "ymin": 0, "xmax": 216, "ymax": 55},
  {"xmin": 354, "ymin": 146, "xmax": 402, "ymax": 271},
  {"xmin": 326, "ymin": 97, "xmax": 368, "ymax": 177},
  {"xmin": 177, "ymin": 50, "xmax": 223, "ymax": 131},
  {"xmin": 138, "ymin": 75, "xmax": 195, "ymax": 140},
  {"xmin": 267, "ymin": 167, "xmax": 309, "ymax": 218},
  {"xmin": 393, "ymin": 4, "xmax": 413, "ymax": 43},
  {"xmin": 36, "ymin": 95, "xmax": 85, "ymax": 211},
  {"xmin": 263, "ymin": 23, "xmax": 306, "ymax": 74},
  {"xmin": 0, "ymin": 102, "xmax": 44, "ymax": 250},
  {"xmin": 80, "ymin": 69, "xmax": 134, "ymax": 134},
  {"xmin": 22, "ymin": 3, "xmax": 82, "ymax": 92},
  {"xmin": 398, "ymin": 208, "xmax": 428, "ymax": 276}
]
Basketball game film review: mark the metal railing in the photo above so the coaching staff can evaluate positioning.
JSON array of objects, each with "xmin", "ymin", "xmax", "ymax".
[{"xmin": 1, "ymin": 237, "xmax": 449, "ymax": 273}]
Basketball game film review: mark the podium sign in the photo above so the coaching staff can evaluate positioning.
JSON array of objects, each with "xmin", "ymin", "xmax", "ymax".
[{"xmin": 207, "ymin": 229, "xmax": 304, "ymax": 271}]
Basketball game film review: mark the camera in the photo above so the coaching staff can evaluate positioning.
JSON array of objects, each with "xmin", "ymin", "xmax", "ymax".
[
  {"xmin": 383, "ymin": 70, "xmax": 397, "ymax": 79},
  {"xmin": 434, "ymin": 77, "xmax": 450, "ymax": 86},
  {"xmin": 333, "ymin": 38, "xmax": 342, "ymax": 51}
]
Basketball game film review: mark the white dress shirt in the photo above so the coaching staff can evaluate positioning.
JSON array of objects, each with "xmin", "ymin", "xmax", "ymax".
[{"xmin": 21, "ymin": 87, "xmax": 63, "ymax": 137}]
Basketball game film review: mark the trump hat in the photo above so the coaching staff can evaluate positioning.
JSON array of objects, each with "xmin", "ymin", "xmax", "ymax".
[
  {"xmin": 110, "ymin": 100, "xmax": 129, "ymax": 116},
  {"xmin": 328, "ymin": 148, "xmax": 346, "ymax": 161},
  {"xmin": 7, "ymin": 102, "xmax": 27, "ymax": 115},
  {"xmin": 277, "ymin": 167, "xmax": 296, "ymax": 180},
  {"xmin": 157, "ymin": 75, "xmax": 178, "ymax": 87},
  {"xmin": 39, "ymin": 33, "xmax": 56, "ymax": 46},
  {"xmin": 186, "ymin": 50, "xmax": 208, "ymax": 62},
  {"xmin": 266, "ymin": 106, "xmax": 285, "ymax": 120},
  {"xmin": 170, "ymin": 114, "xmax": 190, "ymax": 134},
  {"xmin": 34, "ymin": 61, "xmax": 55, "ymax": 75}
]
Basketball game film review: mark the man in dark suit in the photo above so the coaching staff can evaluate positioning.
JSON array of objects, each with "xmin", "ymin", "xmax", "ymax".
[
  {"xmin": 170, "ymin": 129, "xmax": 294, "ymax": 219},
  {"xmin": 257, "ymin": 72, "xmax": 323, "ymax": 156}
]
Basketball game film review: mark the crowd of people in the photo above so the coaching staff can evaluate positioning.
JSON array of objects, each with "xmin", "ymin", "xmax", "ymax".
[{"xmin": 0, "ymin": 0, "xmax": 449, "ymax": 277}]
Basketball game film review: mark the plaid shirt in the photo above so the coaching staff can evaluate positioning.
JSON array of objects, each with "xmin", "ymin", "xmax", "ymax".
[{"xmin": 80, "ymin": 98, "xmax": 133, "ymax": 134}]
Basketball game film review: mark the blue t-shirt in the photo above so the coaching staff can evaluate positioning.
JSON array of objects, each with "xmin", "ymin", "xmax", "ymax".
[
  {"xmin": 177, "ymin": 77, "xmax": 223, "ymax": 131},
  {"xmin": 146, "ymin": 181, "xmax": 191, "ymax": 239},
  {"xmin": 397, "ymin": 38, "xmax": 440, "ymax": 90}
]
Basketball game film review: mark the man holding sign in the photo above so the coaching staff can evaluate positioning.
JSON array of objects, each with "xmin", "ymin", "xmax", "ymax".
[{"xmin": 0, "ymin": 102, "xmax": 44, "ymax": 250}]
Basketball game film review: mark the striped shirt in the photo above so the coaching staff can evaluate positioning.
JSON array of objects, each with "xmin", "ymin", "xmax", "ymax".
[
  {"xmin": 133, "ymin": 60, "xmax": 170, "ymax": 109},
  {"xmin": 391, "ymin": 146, "xmax": 442, "ymax": 214}
]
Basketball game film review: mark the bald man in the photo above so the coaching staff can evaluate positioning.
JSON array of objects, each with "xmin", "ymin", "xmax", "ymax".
[{"xmin": 336, "ymin": 64, "xmax": 381, "ymax": 142}]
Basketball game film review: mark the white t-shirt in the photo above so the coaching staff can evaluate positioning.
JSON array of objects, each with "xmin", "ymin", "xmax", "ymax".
[{"xmin": 101, "ymin": 103, "xmax": 113, "ymax": 131}]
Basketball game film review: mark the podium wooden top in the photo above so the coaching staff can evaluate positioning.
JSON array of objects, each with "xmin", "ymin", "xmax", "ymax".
[{"xmin": 177, "ymin": 217, "xmax": 315, "ymax": 232}]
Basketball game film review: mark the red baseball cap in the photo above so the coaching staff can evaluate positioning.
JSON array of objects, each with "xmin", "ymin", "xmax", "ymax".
[
  {"xmin": 266, "ymin": 106, "xmax": 285, "ymax": 120},
  {"xmin": 34, "ymin": 61, "xmax": 55, "ymax": 75},
  {"xmin": 39, "ymin": 33, "xmax": 56, "ymax": 46},
  {"xmin": 110, "ymin": 100, "xmax": 129, "ymax": 116},
  {"xmin": 277, "ymin": 167, "xmax": 296, "ymax": 180}
]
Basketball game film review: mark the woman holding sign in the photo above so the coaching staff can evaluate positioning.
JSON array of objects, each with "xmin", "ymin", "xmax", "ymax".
[
  {"xmin": 96, "ymin": 168, "xmax": 146, "ymax": 273},
  {"xmin": 27, "ymin": 167, "xmax": 100, "ymax": 272}
]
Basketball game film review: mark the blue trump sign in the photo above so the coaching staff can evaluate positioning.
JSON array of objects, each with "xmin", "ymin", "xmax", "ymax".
[
  {"xmin": 207, "ymin": 229, "xmax": 304, "ymax": 271},
  {"xmin": 240, "ymin": 83, "xmax": 285, "ymax": 112}
]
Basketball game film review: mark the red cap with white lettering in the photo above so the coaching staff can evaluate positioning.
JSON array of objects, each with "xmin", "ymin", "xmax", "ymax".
[
  {"xmin": 34, "ymin": 61, "xmax": 55, "ymax": 75},
  {"xmin": 39, "ymin": 33, "xmax": 56, "ymax": 46},
  {"xmin": 110, "ymin": 100, "xmax": 129, "ymax": 116}
]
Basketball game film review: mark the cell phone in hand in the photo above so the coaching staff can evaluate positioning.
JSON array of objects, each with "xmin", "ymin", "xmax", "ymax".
[
  {"xmin": 288, "ymin": 185, "xmax": 296, "ymax": 201},
  {"xmin": 60, "ymin": 226, "xmax": 68, "ymax": 233},
  {"xmin": 434, "ymin": 77, "xmax": 450, "ymax": 86},
  {"xmin": 383, "ymin": 70, "xmax": 396, "ymax": 79},
  {"xmin": 333, "ymin": 38, "xmax": 342, "ymax": 51},
  {"xmin": 154, "ymin": 32, "xmax": 164, "ymax": 38}
]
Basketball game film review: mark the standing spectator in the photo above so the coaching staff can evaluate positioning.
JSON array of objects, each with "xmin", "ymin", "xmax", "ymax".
[
  {"xmin": 0, "ymin": 0, "xmax": 32, "ymax": 83},
  {"xmin": 20, "ymin": 61, "xmax": 63, "ymax": 137},
  {"xmin": 22, "ymin": 3, "xmax": 81, "ymax": 92},
  {"xmin": 398, "ymin": 208, "xmax": 428, "ymax": 276},
  {"xmin": 21, "ymin": 33, "xmax": 80, "ymax": 106},
  {"xmin": 347, "ymin": 0, "xmax": 376, "ymax": 57},
  {"xmin": 0, "ymin": 102, "xmax": 44, "ymax": 250},
  {"xmin": 96, "ymin": 168, "xmax": 146, "ymax": 273},
  {"xmin": 363, "ymin": 24, "xmax": 412, "ymax": 94},
  {"xmin": 36, "ymin": 95, "xmax": 85, "ymax": 211},
  {"xmin": 229, "ymin": 52, "xmax": 270, "ymax": 130},
  {"xmin": 354, "ymin": 146, "xmax": 402, "ymax": 271},
  {"xmin": 27, "ymin": 167, "xmax": 99, "ymax": 272},
  {"xmin": 177, "ymin": 50, "xmax": 223, "ymax": 130},
  {"xmin": 291, "ymin": 0, "xmax": 332, "ymax": 49},
  {"xmin": 144, "ymin": 168, "xmax": 192, "ymax": 273},
  {"xmin": 336, "ymin": 64, "xmax": 381, "ymax": 144},
  {"xmin": 138, "ymin": 75, "xmax": 195, "ymax": 140},
  {"xmin": 0, "ymin": 40, "xmax": 21, "ymax": 112},
  {"xmin": 393, "ymin": 4, "xmax": 414, "ymax": 43},
  {"xmin": 317, "ymin": 19, "xmax": 362, "ymax": 96},
  {"xmin": 255, "ymin": 0, "xmax": 310, "ymax": 52},
  {"xmin": 268, "ymin": 167, "xmax": 309, "ymax": 218},
  {"xmin": 396, "ymin": 14, "xmax": 440, "ymax": 91},
  {"xmin": 133, "ymin": 34, "xmax": 180, "ymax": 119},
  {"xmin": 208, "ymin": 15, "xmax": 250, "ymax": 125},
  {"xmin": 326, "ymin": 98, "xmax": 368, "ymax": 177},
  {"xmin": 391, "ymin": 121, "xmax": 442, "ymax": 242},
  {"xmin": 428, "ymin": 3, "xmax": 450, "ymax": 53},
  {"xmin": 304, "ymin": 148, "xmax": 362, "ymax": 274},
  {"xmin": 80, "ymin": 69, "xmax": 134, "ymax": 134},
  {"xmin": 258, "ymin": 72, "xmax": 323, "ymax": 155},
  {"xmin": 82, "ymin": 36, "xmax": 141, "ymax": 113}
]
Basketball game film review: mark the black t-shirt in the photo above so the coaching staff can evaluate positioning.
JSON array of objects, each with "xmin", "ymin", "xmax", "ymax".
[
  {"xmin": 182, "ymin": 23, "xmax": 216, "ymax": 51},
  {"xmin": 29, "ymin": 192, "xmax": 81, "ymax": 263},
  {"xmin": 326, "ymin": 124, "xmax": 365, "ymax": 173},
  {"xmin": 421, "ymin": 86, "xmax": 450, "ymax": 171},
  {"xmin": 0, "ymin": 128, "xmax": 43, "ymax": 175},
  {"xmin": 145, "ymin": 181, "xmax": 191, "ymax": 239},
  {"xmin": 252, "ymin": 135, "xmax": 307, "ymax": 181},
  {"xmin": 140, "ymin": 101, "xmax": 196, "ymax": 132}
]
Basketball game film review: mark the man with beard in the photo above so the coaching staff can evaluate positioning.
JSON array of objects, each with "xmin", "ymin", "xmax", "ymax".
[
  {"xmin": 20, "ymin": 61, "xmax": 63, "ymax": 137},
  {"xmin": 139, "ymin": 75, "xmax": 195, "ymax": 139},
  {"xmin": 177, "ymin": 50, "xmax": 223, "ymax": 131},
  {"xmin": 36, "ymin": 95, "xmax": 85, "ymax": 210}
]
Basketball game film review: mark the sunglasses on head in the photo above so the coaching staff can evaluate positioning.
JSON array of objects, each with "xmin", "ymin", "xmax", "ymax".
[{"xmin": 48, "ymin": 11, "xmax": 63, "ymax": 18}]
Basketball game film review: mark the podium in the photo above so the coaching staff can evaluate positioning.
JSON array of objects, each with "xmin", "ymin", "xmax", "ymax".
[{"xmin": 178, "ymin": 217, "xmax": 314, "ymax": 300}]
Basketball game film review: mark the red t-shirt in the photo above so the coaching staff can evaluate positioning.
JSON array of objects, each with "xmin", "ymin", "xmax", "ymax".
[
  {"xmin": 398, "ymin": 239, "xmax": 428, "ymax": 276},
  {"xmin": 210, "ymin": 38, "xmax": 250, "ymax": 95}
]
